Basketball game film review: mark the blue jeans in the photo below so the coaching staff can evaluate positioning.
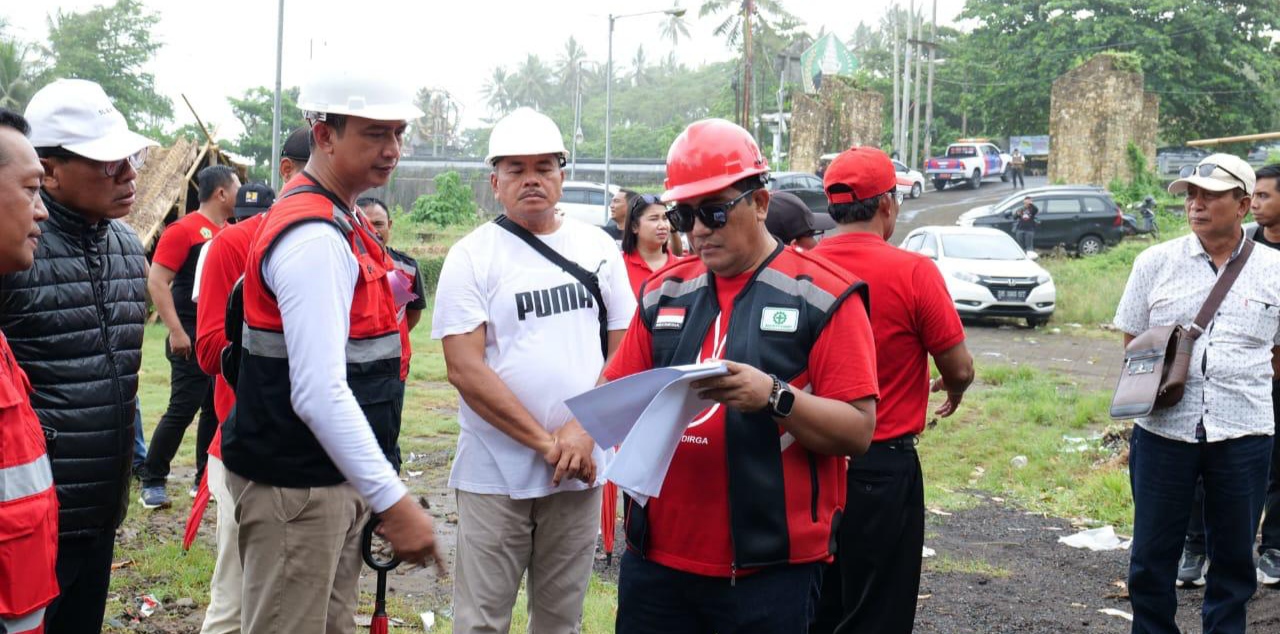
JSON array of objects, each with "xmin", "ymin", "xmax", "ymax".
[
  {"xmin": 132, "ymin": 396, "xmax": 147, "ymax": 471},
  {"xmin": 617, "ymin": 550, "xmax": 823, "ymax": 634},
  {"xmin": 1128, "ymin": 425, "xmax": 1272, "ymax": 634}
]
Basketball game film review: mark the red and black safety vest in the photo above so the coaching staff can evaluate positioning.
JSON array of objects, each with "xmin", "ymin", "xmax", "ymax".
[
  {"xmin": 221, "ymin": 175, "xmax": 403, "ymax": 487},
  {"xmin": 0, "ymin": 334, "xmax": 58, "ymax": 632},
  {"xmin": 629, "ymin": 243, "xmax": 867, "ymax": 569}
]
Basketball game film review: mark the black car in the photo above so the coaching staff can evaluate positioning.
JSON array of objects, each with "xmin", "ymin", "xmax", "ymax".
[
  {"xmin": 962, "ymin": 187, "xmax": 1125, "ymax": 256},
  {"xmin": 767, "ymin": 171, "xmax": 828, "ymax": 215}
]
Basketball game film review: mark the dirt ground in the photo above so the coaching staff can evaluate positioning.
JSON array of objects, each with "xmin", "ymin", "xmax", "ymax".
[{"xmin": 118, "ymin": 325, "xmax": 1280, "ymax": 632}]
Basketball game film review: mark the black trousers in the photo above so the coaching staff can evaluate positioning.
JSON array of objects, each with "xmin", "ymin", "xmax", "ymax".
[
  {"xmin": 44, "ymin": 531, "xmax": 116, "ymax": 634},
  {"xmin": 141, "ymin": 323, "xmax": 216, "ymax": 488},
  {"xmin": 1185, "ymin": 385, "xmax": 1280, "ymax": 554},
  {"xmin": 1010, "ymin": 167, "xmax": 1025, "ymax": 188},
  {"xmin": 811, "ymin": 439, "xmax": 925, "ymax": 634}
]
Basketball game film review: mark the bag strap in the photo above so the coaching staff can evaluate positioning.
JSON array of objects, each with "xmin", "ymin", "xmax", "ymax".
[
  {"xmin": 1188, "ymin": 239, "xmax": 1255, "ymax": 340},
  {"xmin": 493, "ymin": 215, "xmax": 609, "ymax": 358}
]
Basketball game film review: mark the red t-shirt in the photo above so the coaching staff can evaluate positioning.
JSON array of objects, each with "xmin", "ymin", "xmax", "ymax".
[
  {"xmin": 153, "ymin": 212, "xmax": 223, "ymax": 323},
  {"xmin": 195, "ymin": 214, "xmax": 265, "ymax": 459},
  {"xmin": 814, "ymin": 232, "xmax": 966, "ymax": 441},
  {"xmin": 603, "ymin": 267, "xmax": 878, "ymax": 577},
  {"xmin": 622, "ymin": 249, "xmax": 676, "ymax": 299}
]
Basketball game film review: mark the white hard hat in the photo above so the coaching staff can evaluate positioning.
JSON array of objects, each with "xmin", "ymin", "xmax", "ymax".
[
  {"xmin": 485, "ymin": 107, "xmax": 568, "ymax": 166},
  {"xmin": 298, "ymin": 62, "xmax": 423, "ymax": 121}
]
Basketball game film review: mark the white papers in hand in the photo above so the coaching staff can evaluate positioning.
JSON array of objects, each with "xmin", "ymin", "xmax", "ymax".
[{"xmin": 566, "ymin": 362, "xmax": 728, "ymax": 505}]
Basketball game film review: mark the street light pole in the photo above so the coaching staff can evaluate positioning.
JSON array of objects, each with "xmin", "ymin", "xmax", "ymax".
[
  {"xmin": 270, "ymin": 0, "xmax": 285, "ymax": 192},
  {"xmin": 571, "ymin": 63, "xmax": 583, "ymax": 180},
  {"xmin": 605, "ymin": 6, "xmax": 686, "ymax": 215}
]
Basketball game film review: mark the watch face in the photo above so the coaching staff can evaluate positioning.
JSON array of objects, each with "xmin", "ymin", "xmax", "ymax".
[{"xmin": 775, "ymin": 386, "xmax": 796, "ymax": 416}]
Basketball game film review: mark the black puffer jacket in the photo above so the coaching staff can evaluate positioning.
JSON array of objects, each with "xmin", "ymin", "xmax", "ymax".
[{"xmin": 0, "ymin": 191, "xmax": 147, "ymax": 539}]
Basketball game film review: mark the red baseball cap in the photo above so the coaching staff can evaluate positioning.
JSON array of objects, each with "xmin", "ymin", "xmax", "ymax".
[{"xmin": 823, "ymin": 147, "xmax": 897, "ymax": 204}]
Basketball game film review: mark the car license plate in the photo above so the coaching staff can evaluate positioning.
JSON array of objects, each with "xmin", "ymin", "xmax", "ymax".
[
  {"xmin": 996, "ymin": 289, "xmax": 1027, "ymax": 302},
  {"xmin": 938, "ymin": 173, "xmax": 950, "ymax": 179}
]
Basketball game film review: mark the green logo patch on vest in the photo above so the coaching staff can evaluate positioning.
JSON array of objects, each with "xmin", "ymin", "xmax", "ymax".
[{"xmin": 760, "ymin": 306, "xmax": 799, "ymax": 332}]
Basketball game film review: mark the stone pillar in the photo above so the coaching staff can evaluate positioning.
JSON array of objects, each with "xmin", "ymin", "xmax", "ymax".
[
  {"xmin": 1049, "ymin": 54, "xmax": 1158, "ymax": 185},
  {"xmin": 789, "ymin": 76, "xmax": 885, "ymax": 174}
]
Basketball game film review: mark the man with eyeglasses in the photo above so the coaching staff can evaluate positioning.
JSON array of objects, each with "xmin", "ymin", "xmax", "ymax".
[
  {"xmin": 601, "ymin": 119, "xmax": 878, "ymax": 633},
  {"xmin": 1115, "ymin": 153, "xmax": 1280, "ymax": 634},
  {"xmin": 808, "ymin": 146, "xmax": 973, "ymax": 634},
  {"xmin": 1, "ymin": 79, "xmax": 152, "ymax": 634}
]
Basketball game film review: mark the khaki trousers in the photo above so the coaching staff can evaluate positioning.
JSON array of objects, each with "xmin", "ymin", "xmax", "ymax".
[
  {"xmin": 452, "ymin": 487, "xmax": 602, "ymax": 634},
  {"xmin": 226, "ymin": 469, "xmax": 369, "ymax": 634},
  {"xmin": 200, "ymin": 456, "xmax": 243, "ymax": 634}
]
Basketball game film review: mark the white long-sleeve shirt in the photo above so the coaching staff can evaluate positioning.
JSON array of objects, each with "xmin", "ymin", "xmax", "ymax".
[{"xmin": 263, "ymin": 222, "xmax": 407, "ymax": 512}]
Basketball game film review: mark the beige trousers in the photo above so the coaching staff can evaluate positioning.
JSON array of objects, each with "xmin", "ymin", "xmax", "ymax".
[
  {"xmin": 226, "ymin": 469, "xmax": 370, "ymax": 634},
  {"xmin": 452, "ymin": 487, "xmax": 602, "ymax": 634},
  {"xmin": 200, "ymin": 456, "xmax": 242, "ymax": 634}
]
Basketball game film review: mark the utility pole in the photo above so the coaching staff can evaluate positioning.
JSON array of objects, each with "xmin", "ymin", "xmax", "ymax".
[
  {"xmin": 742, "ymin": 0, "xmax": 755, "ymax": 130},
  {"xmin": 891, "ymin": 8, "xmax": 900, "ymax": 153},
  {"xmin": 923, "ymin": 0, "xmax": 937, "ymax": 165},
  {"xmin": 910, "ymin": 6, "xmax": 923, "ymax": 168},
  {"xmin": 900, "ymin": 0, "xmax": 914, "ymax": 162},
  {"xmin": 270, "ymin": 0, "xmax": 285, "ymax": 192}
]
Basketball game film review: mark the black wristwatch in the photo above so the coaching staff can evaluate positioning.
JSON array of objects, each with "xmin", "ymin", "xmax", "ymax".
[{"xmin": 767, "ymin": 374, "xmax": 796, "ymax": 418}]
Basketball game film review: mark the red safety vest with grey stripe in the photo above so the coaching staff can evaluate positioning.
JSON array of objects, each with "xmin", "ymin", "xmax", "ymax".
[
  {"xmin": 220, "ymin": 174, "xmax": 403, "ymax": 488},
  {"xmin": 0, "ymin": 333, "xmax": 58, "ymax": 632}
]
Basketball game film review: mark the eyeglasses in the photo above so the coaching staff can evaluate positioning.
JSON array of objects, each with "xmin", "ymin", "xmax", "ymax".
[
  {"xmin": 666, "ymin": 188, "xmax": 758, "ymax": 232},
  {"xmin": 1179, "ymin": 162, "xmax": 1247, "ymax": 190},
  {"xmin": 44, "ymin": 147, "xmax": 147, "ymax": 178}
]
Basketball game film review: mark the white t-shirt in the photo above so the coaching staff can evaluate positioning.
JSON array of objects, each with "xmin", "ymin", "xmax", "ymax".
[{"xmin": 432, "ymin": 217, "xmax": 636, "ymax": 498}]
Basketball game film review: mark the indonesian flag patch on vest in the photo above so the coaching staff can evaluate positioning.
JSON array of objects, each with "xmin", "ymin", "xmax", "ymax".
[{"xmin": 655, "ymin": 307, "xmax": 686, "ymax": 330}]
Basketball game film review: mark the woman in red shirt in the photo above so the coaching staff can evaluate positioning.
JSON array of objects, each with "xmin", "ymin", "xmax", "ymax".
[{"xmin": 620, "ymin": 194, "xmax": 677, "ymax": 297}]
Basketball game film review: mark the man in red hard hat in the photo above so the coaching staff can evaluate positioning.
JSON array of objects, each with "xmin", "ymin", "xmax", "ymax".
[{"xmin": 601, "ymin": 118, "xmax": 879, "ymax": 632}]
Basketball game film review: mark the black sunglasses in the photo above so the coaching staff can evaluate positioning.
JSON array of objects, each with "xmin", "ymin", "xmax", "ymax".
[
  {"xmin": 628, "ymin": 193, "xmax": 663, "ymax": 215},
  {"xmin": 666, "ymin": 188, "xmax": 758, "ymax": 233},
  {"xmin": 1179, "ymin": 162, "xmax": 1247, "ymax": 190}
]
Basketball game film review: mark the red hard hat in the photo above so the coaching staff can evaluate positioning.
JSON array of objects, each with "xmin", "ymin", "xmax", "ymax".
[{"xmin": 662, "ymin": 119, "xmax": 769, "ymax": 203}]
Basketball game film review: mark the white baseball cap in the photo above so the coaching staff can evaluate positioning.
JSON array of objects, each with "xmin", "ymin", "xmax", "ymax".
[
  {"xmin": 1168, "ymin": 153, "xmax": 1255, "ymax": 196},
  {"xmin": 25, "ymin": 79, "xmax": 158, "ymax": 161}
]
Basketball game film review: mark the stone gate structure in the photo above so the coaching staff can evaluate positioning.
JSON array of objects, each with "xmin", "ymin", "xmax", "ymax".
[
  {"xmin": 789, "ymin": 76, "xmax": 885, "ymax": 174},
  {"xmin": 1049, "ymin": 53, "xmax": 1158, "ymax": 185}
]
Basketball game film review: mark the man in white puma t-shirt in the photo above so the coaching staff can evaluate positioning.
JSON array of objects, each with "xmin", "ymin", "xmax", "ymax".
[{"xmin": 432, "ymin": 108, "xmax": 635, "ymax": 632}]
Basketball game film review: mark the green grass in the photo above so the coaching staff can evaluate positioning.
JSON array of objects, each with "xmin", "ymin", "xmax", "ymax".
[
  {"xmin": 921, "ymin": 361, "xmax": 1133, "ymax": 532},
  {"xmin": 926, "ymin": 554, "xmax": 1012, "ymax": 579},
  {"xmin": 1037, "ymin": 211, "xmax": 1189, "ymax": 327}
]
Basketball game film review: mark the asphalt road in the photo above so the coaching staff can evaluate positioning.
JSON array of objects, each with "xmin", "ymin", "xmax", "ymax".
[{"xmin": 892, "ymin": 175, "xmax": 1050, "ymax": 242}]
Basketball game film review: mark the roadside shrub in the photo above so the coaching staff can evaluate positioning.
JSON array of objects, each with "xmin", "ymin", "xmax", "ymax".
[
  {"xmin": 1107, "ymin": 143, "xmax": 1166, "ymax": 206},
  {"xmin": 410, "ymin": 171, "xmax": 478, "ymax": 226},
  {"xmin": 418, "ymin": 255, "xmax": 446, "ymax": 296}
]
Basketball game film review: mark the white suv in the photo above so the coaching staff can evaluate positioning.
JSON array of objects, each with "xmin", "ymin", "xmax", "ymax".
[{"xmin": 557, "ymin": 181, "xmax": 618, "ymax": 227}]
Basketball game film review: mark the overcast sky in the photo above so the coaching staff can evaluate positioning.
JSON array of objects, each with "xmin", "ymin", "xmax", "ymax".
[{"xmin": 6, "ymin": 0, "xmax": 969, "ymax": 139}]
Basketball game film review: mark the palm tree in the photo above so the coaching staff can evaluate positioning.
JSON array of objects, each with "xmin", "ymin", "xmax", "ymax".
[
  {"xmin": 482, "ymin": 66, "xmax": 515, "ymax": 117},
  {"xmin": 510, "ymin": 54, "xmax": 554, "ymax": 110},
  {"xmin": 0, "ymin": 38, "xmax": 32, "ymax": 111},
  {"xmin": 660, "ymin": 3, "xmax": 692, "ymax": 47},
  {"xmin": 630, "ymin": 46, "xmax": 649, "ymax": 86},
  {"xmin": 556, "ymin": 36, "xmax": 589, "ymax": 88},
  {"xmin": 700, "ymin": 0, "xmax": 799, "ymax": 125}
]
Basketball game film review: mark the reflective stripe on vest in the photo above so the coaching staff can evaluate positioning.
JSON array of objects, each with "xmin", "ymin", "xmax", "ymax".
[
  {"xmin": 0, "ymin": 607, "xmax": 46, "ymax": 633},
  {"xmin": 0, "ymin": 454, "xmax": 52, "ymax": 503},
  {"xmin": 242, "ymin": 327, "xmax": 401, "ymax": 364}
]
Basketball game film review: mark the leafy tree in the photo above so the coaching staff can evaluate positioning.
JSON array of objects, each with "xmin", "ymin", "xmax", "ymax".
[
  {"xmin": 630, "ymin": 46, "xmax": 649, "ymax": 86},
  {"xmin": 225, "ymin": 86, "xmax": 304, "ymax": 182},
  {"xmin": 952, "ymin": 0, "xmax": 1280, "ymax": 143},
  {"xmin": 410, "ymin": 171, "xmax": 478, "ymax": 226},
  {"xmin": 42, "ymin": 0, "xmax": 172, "ymax": 133},
  {"xmin": 0, "ymin": 38, "xmax": 35, "ymax": 111}
]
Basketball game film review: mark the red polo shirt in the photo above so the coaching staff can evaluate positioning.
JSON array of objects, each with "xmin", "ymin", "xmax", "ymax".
[
  {"xmin": 813, "ymin": 232, "xmax": 965, "ymax": 441},
  {"xmin": 195, "ymin": 214, "xmax": 266, "ymax": 459},
  {"xmin": 622, "ymin": 249, "xmax": 676, "ymax": 299},
  {"xmin": 603, "ymin": 266, "xmax": 877, "ymax": 576}
]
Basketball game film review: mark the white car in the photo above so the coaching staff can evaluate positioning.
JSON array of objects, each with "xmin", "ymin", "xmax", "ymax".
[
  {"xmin": 893, "ymin": 159, "xmax": 925, "ymax": 199},
  {"xmin": 557, "ymin": 181, "xmax": 619, "ymax": 227},
  {"xmin": 899, "ymin": 226, "xmax": 1055, "ymax": 327}
]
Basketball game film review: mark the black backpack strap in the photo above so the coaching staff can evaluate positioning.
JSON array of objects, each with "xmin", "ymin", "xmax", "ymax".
[
  {"xmin": 222, "ymin": 276, "xmax": 245, "ymax": 388},
  {"xmin": 493, "ymin": 215, "xmax": 609, "ymax": 358}
]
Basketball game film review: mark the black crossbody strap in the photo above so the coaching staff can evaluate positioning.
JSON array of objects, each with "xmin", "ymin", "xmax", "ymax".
[
  {"xmin": 1189, "ymin": 239, "xmax": 1254, "ymax": 339},
  {"xmin": 493, "ymin": 216, "xmax": 609, "ymax": 358}
]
